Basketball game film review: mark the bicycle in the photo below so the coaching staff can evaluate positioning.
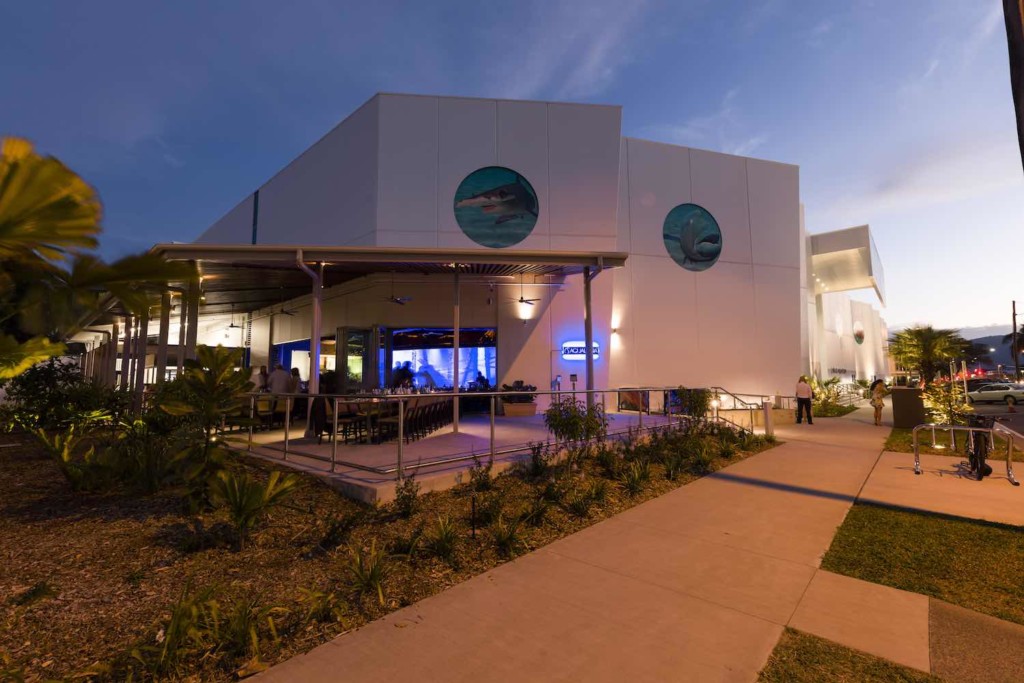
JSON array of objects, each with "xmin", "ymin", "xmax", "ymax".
[{"xmin": 964, "ymin": 414, "xmax": 995, "ymax": 480}]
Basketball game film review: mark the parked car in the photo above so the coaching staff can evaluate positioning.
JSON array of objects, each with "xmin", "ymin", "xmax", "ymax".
[{"xmin": 966, "ymin": 383, "xmax": 1024, "ymax": 405}]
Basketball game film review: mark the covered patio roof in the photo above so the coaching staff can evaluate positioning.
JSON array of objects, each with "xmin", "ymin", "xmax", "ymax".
[{"xmin": 150, "ymin": 244, "xmax": 628, "ymax": 315}]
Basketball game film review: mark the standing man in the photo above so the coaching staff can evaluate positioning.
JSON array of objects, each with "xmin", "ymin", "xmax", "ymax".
[{"xmin": 795, "ymin": 376, "xmax": 814, "ymax": 425}]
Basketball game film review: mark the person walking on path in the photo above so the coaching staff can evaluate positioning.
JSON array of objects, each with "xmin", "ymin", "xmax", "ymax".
[
  {"xmin": 795, "ymin": 376, "xmax": 814, "ymax": 425},
  {"xmin": 869, "ymin": 379, "xmax": 886, "ymax": 426}
]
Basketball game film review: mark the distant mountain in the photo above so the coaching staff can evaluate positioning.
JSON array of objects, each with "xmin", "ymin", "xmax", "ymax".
[{"xmin": 960, "ymin": 325, "xmax": 1012, "ymax": 339}]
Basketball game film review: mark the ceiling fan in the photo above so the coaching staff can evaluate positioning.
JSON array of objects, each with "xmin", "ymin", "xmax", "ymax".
[
  {"xmin": 516, "ymin": 275, "xmax": 542, "ymax": 306},
  {"xmin": 227, "ymin": 305, "xmax": 243, "ymax": 329},
  {"xmin": 386, "ymin": 272, "xmax": 412, "ymax": 305}
]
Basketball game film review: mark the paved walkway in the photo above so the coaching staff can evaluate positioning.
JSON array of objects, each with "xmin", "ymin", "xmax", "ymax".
[{"xmin": 259, "ymin": 408, "xmax": 898, "ymax": 682}]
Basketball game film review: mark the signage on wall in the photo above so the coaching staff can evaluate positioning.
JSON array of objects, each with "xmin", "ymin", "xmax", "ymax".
[
  {"xmin": 828, "ymin": 367, "xmax": 849, "ymax": 375},
  {"xmin": 561, "ymin": 341, "xmax": 600, "ymax": 361},
  {"xmin": 662, "ymin": 203, "xmax": 722, "ymax": 271},
  {"xmin": 453, "ymin": 166, "xmax": 539, "ymax": 248}
]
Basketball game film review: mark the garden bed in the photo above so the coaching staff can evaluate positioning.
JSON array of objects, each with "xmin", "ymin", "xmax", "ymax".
[{"xmin": 1, "ymin": 424, "xmax": 774, "ymax": 681}]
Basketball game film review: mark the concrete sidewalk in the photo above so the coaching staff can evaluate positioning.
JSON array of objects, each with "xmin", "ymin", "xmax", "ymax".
[{"xmin": 259, "ymin": 408, "xmax": 894, "ymax": 682}]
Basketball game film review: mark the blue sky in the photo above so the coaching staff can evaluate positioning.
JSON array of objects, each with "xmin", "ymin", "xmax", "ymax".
[{"xmin": 2, "ymin": 0, "xmax": 1021, "ymax": 332}]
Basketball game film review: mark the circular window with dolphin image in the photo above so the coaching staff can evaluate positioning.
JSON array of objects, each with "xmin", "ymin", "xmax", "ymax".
[
  {"xmin": 662, "ymin": 203, "xmax": 722, "ymax": 271},
  {"xmin": 453, "ymin": 166, "xmax": 539, "ymax": 248}
]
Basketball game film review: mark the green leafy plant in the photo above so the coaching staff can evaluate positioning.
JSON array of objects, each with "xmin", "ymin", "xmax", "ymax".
[
  {"xmin": 473, "ymin": 491, "xmax": 505, "ymax": 526},
  {"xmin": 393, "ymin": 473, "xmax": 421, "ymax": 518},
  {"xmin": 161, "ymin": 345, "xmax": 254, "ymax": 512},
  {"xmin": 218, "ymin": 596, "xmax": 283, "ymax": 661},
  {"xmin": 427, "ymin": 515, "xmax": 460, "ymax": 566},
  {"xmin": 389, "ymin": 526, "xmax": 425, "ymax": 561},
  {"xmin": 115, "ymin": 418, "xmax": 178, "ymax": 493},
  {"xmin": 32, "ymin": 417, "xmax": 115, "ymax": 491},
  {"xmin": 490, "ymin": 514, "xmax": 523, "ymax": 558},
  {"xmin": 688, "ymin": 441, "xmax": 717, "ymax": 475},
  {"xmin": 345, "ymin": 541, "xmax": 390, "ymax": 606},
  {"xmin": 132, "ymin": 584, "xmax": 220, "ymax": 677},
  {"xmin": 468, "ymin": 455, "xmax": 494, "ymax": 492},
  {"xmin": 719, "ymin": 442, "xmax": 736, "ymax": 459},
  {"xmin": 540, "ymin": 479, "xmax": 567, "ymax": 504},
  {"xmin": 620, "ymin": 459, "xmax": 651, "ymax": 496},
  {"xmin": 523, "ymin": 441, "xmax": 553, "ymax": 479},
  {"xmin": 923, "ymin": 381, "xmax": 973, "ymax": 425},
  {"xmin": 296, "ymin": 587, "xmax": 346, "ymax": 625},
  {"xmin": 520, "ymin": 496, "xmax": 550, "ymax": 527},
  {"xmin": 677, "ymin": 386, "xmax": 712, "ymax": 419},
  {"xmin": 663, "ymin": 451, "xmax": 686, "ymax": 481},
  {"xmin": 587, "ymin": 479, "xmax": 610, "ymax": 504},
  {"xmin": 313, "ymin": 511, "xmax": 367, "ymax": 556},
  {"xmin": 210, "ymin": 470, "xmax": 299, "ymax": 550},
  {"xmin": 565, "ymin": 493, "xmax": 593, "ymax": 518},
  {"xmin": 543, "ymin": 397, "xmax": 608, "ymax": 445},
  {"xmin": 499, "ymin": 380, "xmax": 537, "ymax": 403},
  {"xmin": 595, "ymin": 444, "xmax": 620, "ymax": 478}
]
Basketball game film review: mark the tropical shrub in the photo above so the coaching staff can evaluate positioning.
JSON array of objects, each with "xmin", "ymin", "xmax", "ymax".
[
  {"xmin": 296, "ymin": 587, "xmax": 347, "ymax": 625},
  {"xmin": 620, "ymin": 460, "xmax": 651, "ymax": 496},
  {"xmin": 2, "ymin": 358, "xmax": 128, "ymax": 430},
  {"xmin": 393, "ymin": 474, "xmax": 420, "ymax": 518},
  {"xmin": 688, "ymin": 440, "xmax": 717, "ymax": 475},
  {"xmin": 161, "ymin": 345, "xmax": 253, "ymax": 511},
  {"xmin": 543, "ymin": 397, "xmax": 608, "ymax": 444},
  {"xmin": 663, "ymin": 451, "xmax": 686, "ymax": 480},
  {"xmin": 499, "ymin": 380, "xmax": 537, "ymax": 403},
  {"xmin": 210, "ymin": 470, "xmax": 299, "ymax": 550},
  {"xmin": 490, "ymin": 514, "xmax": 523, "ymax": 558},
  {"xmin": 923, "ymin": 381, "xmax": 973, "ymax": 425},
  {"xmin": 427, "ymin": 515, "xmax": 460, "ymax": 566},
  {"xmin": 345, "ymin": 541, "xmax": 390, "ymax": 606},
  {"xmin": 468, "ymin": 455, "xmax": 494, "ymax": 492},
  {"xmin": 520, "ymin": 496, "xmax": 550, "ymax": 527},
  {"xmin": 677, "ymin": 387, "xmax": 712, "ymax": 419}
]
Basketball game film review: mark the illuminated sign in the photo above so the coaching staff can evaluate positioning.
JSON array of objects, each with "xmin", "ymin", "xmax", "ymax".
[{"xmin": 561, "ymin": 341, "xmax": 600, "ymax": 361}]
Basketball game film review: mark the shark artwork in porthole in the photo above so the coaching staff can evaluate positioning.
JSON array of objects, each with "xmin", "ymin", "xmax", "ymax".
[
  {"xmin": 662, "ymin": 203, "xmax": 722, "ymax": 271},
  {"xmin": 453, "ymin": 166, "xmax": 539, "ymax": 248}
]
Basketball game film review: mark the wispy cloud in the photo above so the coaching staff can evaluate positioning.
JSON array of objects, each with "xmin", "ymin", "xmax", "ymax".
[
  {"xmin": 818, "ymin": 135, "xmax": 1021, "ymax": 222},
  {"xmin": 643, "ymin": 88, "xmax": 768, "ymax": 156},
  {"xmin": 482, "ymin": 0, "xmax": 649, "ymax": 101},
  {"xmin": 962, "ymin": 2, "xmax": 1003, "ymax": 64}
]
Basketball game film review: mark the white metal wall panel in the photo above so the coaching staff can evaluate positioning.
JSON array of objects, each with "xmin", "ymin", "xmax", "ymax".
[
  {"xmin": 690, "ymin": 149, "xmax": 752, "ymax": 265},
  {"xmin": 748, "ymin": 158, "xmax": 800, "ymax": 268},
  {"xmin": 377, "ymin": 95, "xmax": 439, "ymax": 238},
  {"xmin": 195, "ymin": 194, "xmax": 254, "ymax": 244}
]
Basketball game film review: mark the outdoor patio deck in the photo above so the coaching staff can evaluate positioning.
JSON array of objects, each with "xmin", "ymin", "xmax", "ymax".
[{"xmin": 242, "ymin": 411, "xmax": 676, "ymax": 504}]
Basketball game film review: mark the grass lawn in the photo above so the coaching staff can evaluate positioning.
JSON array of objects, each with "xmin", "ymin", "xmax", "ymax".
[
  {"xmin": 822, "ymin": 503, "xmax": 1024, "ymax": 626},
  {"xmin": 0, "ymin": 427, "xmax": 773, "ymax": 681},
  {"xmin": 758, "ymin": 628, "xmax": 939, "ymax": 682},
  {"xmin": 885, "ymin": 427, "xmax": 1023, "ymax": 461}
]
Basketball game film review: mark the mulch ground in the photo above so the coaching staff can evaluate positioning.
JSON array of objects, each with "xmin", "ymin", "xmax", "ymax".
[{"xmin": 1, "ymin": 433, "xmax": 771, "ymax": 681}]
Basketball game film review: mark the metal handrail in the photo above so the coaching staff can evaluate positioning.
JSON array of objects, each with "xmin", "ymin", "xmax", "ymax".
[
  {"xmin": 911, "ymin": 423, "xmax": 1019, "ymax": 486},
  {"xmin": 243, "ymin": 385, "xmax": 700, "ymax": 479}
]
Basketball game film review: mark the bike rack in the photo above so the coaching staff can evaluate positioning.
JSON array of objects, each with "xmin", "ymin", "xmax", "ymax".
[{"xmin": 911, "ymin": 423, "xmax": 1020, "ymax": 486}]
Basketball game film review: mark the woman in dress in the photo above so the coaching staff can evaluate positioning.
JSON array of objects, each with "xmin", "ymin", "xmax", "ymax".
[{"xmin": 869, "ymin": 379, "xmax": 886, "ymax": 426}]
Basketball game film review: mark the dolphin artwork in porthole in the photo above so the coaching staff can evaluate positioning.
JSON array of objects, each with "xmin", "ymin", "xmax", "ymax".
[
  {"xmin": 662, "ymin": 203, "xmax": 722, "ymax": 271},
  {"xmin": 454, "ymin": 166, "xmax": 539, "ymax": 248}
]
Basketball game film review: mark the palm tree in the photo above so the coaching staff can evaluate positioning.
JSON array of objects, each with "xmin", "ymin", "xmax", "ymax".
[
  {"xmin": 0, "ymin": 137, "xmax": 193, "ymax": 378},
  {"xmin": 888, "ymin": 326, "xmax": 969, "ymax": 386},
  {"xmin": 1002, "ymin": 325, "xmax": 1024, "ymax": 375}
]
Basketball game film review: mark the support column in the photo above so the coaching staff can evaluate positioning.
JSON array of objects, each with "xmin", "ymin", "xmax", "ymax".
[
  {"xmin": 119, "ymin": 315, "xmax": 133, "ymax": 391},
  {"xmin": 106, "ymin": 321, "xmax": 120, "ymax": 388},
  {"xmin": 133, "ymin": 308, "xmax": 149, "ymax": 410},
  {"xmin": 453, "ymin": 264, "xmax": 460, "ymax": 433},
  {"xmin": 176, "ymin": 289, "xmax": 187, "ymax": 376},
  {"xmin": 184, "ymin": 271, "xmax": 200, "ymax": 361},
  {"xmin": 583, "ymin": 266, "xmax": 595, "ymax": 409},
  {"xmin": 308, "ymin": 262, "xmax": 323, "ymax": 396},
  {"xmin": 155, "ymin": 290, "xmax": 171, "ymax": 384}
]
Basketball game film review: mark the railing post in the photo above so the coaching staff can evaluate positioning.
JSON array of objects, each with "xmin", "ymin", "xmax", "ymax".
[
  {"xmin": 1007, "ymin": 433, "xmax": 1019, "ymax": 486},
  {"xmin": 912, "ymin": 425, "xmax": 922, "ymax": 475},
  {"xmin": 248, "ymin": 395, "xmax": 254, "ymax": 452},
  {"xmin": 397, "ymin": 399, "xmax": 404, "ymax": 480},
  {"xmin": 762, "ymin": 401, "xmax": 774, "ymax": 439},
  {"xmin": 284, "ymin": 396, "xmax": 291, "ymax": 461},
  {"xmin": 331, "ymin": 397, "xmax": 338, "ymax": 473},
  {"xmin": 489, "ymin": 395, "xmax": 496, "ymax": 459}
]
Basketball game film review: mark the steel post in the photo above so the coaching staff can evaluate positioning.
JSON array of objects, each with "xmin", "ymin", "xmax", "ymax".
[
  {"xmin": 331, "ymin": 397, "xmax": 339, "ymax": 473},
  {"xmin": 397, "ymin": 399, "xmax": 405, "ymax": 480}
]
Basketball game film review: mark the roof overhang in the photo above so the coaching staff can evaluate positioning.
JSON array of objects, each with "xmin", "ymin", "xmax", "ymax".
[
  {"xmin": 149, "ymin": 244, "xmax": 628, "ymax": 315},
  {"xmin": 809, "ymin": 225, "xmax": 885, "ymax": 305}
]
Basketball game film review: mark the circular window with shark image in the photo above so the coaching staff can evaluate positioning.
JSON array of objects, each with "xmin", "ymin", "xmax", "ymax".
[
  {"xmin": 662, "ymin": 203, "xmax": 722, "ymax": 271},
  {"xmin": 453, "ymin": 166, "xmax": 539, "ymax": 248}
]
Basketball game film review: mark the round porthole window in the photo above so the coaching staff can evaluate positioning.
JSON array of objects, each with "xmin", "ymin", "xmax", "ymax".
[
  {"xmin": 662, "ymin": 203, "xmax": 722, "ymax": 271},
  {"xmin": 453, "ymin": 166, "xmax": 539, "ymax": 248}
]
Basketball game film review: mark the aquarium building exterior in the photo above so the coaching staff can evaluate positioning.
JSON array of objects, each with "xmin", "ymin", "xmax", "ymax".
[{"xmin": 79, "ymin": 93, "xmax": 888, "ymax": 404}]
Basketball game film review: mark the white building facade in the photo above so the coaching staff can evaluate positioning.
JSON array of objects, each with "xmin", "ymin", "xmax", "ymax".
[{"xmin": 81, "ymin": 94, "xmax": 889, "ymax": 401}]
